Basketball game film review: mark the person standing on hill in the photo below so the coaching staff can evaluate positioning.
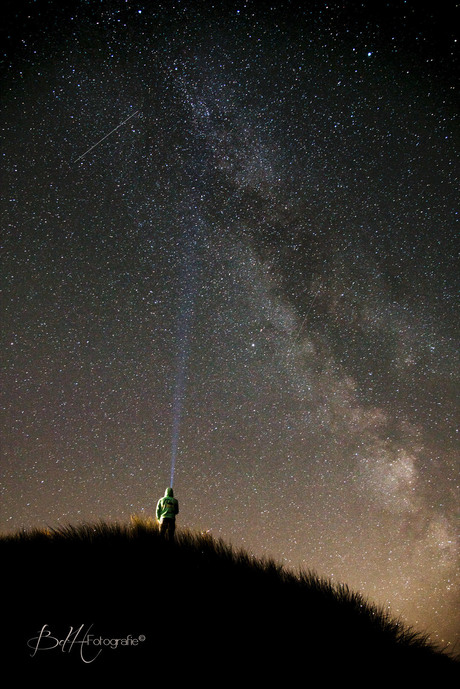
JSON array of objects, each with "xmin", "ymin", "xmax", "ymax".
[{"xmin": 156, "ymin": 487, "xmax": 179, "ymax": 538}]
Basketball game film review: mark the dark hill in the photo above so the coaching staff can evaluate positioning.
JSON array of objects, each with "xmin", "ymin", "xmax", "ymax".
[{"xmin": 1, "ymin": 518, "xmax": 458, "ymax": 683}]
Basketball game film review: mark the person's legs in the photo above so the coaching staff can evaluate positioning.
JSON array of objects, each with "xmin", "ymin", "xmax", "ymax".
[
  {"xmin": 165, "ymin": 519, "xmax": 175, "ymax": 539},
  {"xmin": 160, "ymin": 518, "xmax": 175, "ymax": 538}
]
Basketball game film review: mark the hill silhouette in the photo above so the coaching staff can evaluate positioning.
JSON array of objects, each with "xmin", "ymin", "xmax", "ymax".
[{"xmin": 1, "ymin": 518, "xmax": 458, "ymax": 682}]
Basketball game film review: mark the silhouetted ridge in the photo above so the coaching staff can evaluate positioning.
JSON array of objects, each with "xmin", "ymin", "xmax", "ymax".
[{"xmin": 2, "ymin": 519, "xmax": 458, "ymax": 681}]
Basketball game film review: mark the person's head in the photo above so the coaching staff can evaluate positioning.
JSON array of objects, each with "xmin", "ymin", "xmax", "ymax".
[{"xmin": 165, "ymin": 486, "xmax": 174, "ymax": 497}]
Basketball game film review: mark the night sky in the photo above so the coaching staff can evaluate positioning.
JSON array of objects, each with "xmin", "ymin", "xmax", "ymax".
[{"xmin": 1, "ymin": 1, "xmax": 459, "ymax": 649}]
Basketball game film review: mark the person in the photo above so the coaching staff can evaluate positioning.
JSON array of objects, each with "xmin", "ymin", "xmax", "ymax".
[{"xmin": 156, "ymin": 486, "xmax": 179, "ymax": 538}]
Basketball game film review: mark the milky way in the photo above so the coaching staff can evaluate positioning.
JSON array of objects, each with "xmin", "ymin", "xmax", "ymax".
[{"xmin": 1, "ymin": 1, "xmax": 458, "ymax": 649}]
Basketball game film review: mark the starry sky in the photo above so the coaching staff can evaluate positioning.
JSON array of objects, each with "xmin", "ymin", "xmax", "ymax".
[{"xmin": 1, "ymin": 0, "xmax": 459, "ymax": 650}]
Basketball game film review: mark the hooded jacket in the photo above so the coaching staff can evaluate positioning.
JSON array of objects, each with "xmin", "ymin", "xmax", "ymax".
[{"xmin": 156, "ymin": 487, "xmax": 179, "ymax": 521}]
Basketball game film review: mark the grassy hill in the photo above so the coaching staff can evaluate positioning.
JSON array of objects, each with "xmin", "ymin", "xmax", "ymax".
[{"xmin": 2, "ymin": 517, "xmax": 458, "ymax": 682}]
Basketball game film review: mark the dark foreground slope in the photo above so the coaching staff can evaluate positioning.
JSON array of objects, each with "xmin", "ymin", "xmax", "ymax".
[{"xmin": 1, "ymin": 519, "xmax": 458, "ymax": 683}]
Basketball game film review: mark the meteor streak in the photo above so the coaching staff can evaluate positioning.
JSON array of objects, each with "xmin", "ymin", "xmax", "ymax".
[
  {"xmin": 73, "ymin": 109, "xmax": 140, "ymax": 163},
  {"xmin": 286, "ymin": 282, "xmax": 323, "ymax": 359}
]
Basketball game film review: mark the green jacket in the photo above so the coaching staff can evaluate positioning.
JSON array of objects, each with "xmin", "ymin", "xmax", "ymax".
[{"xmin": 156, "ymin": 487, "xmax": 179, "ymax": 521}]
